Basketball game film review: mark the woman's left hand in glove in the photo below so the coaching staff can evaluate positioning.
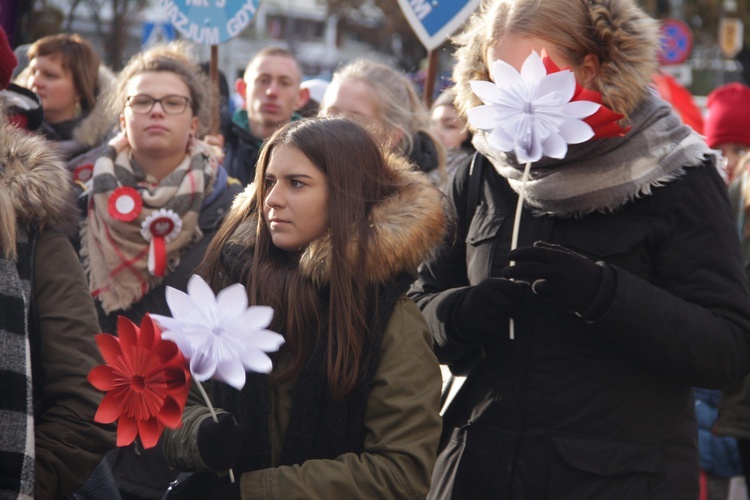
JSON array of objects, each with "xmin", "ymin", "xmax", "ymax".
[{"xmin": 503, "ymin": 241, "xmax": 614, "ymax": 318}]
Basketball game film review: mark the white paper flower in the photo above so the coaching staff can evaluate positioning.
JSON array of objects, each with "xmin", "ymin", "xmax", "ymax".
[
  {"xmin": 151, "ymin": 274, "xmax": 285, "ymax": 391},
  {"xmin": 467, "ymin": 50, "xmax": 601, "ymax": 163}
]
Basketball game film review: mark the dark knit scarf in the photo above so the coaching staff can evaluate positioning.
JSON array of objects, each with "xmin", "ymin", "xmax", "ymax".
[
  {"xmin": 0, "ymin": 229, "xmax": 36, "ymax": 499},
  {"xmin": 212, "ymin": 246, "xmax": 413, "ymax": 471}
]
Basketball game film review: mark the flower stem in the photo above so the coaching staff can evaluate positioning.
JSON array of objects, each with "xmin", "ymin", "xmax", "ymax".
[
  {"xmin": 196, "ymin": 380, "xmax": 236, "ymax": 484},
  {"xmin": 508, "ymin": 161, "xmax": 532, "ymax": 340}
]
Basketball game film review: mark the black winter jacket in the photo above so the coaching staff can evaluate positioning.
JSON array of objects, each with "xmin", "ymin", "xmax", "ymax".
[
  {"xmin": 223, "ymin": 118, "xmax": 264, "ymax": 187},
  {"xmin": 408, "ymin": 154, "xmax": 750, "ymax": 499}
]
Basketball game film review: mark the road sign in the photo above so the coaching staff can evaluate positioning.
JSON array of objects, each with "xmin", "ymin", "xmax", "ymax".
[
  {"xmin": 658, "ymin": 18, "xmax": 693, "ymax": 66},
  {"xmin": 141, "ymin": 22, "xmax": 176, "ymax": 48},
  {"xmin": 158, "ymin": 0, "xmax": 260, "ymax": 45},
  {"xmin": 397, "ymin": 0, "xmax": 480, "ymax": 51},
  {"xmin": 719, "ymin": 18, "xmax": 744, "ymax": 59}
]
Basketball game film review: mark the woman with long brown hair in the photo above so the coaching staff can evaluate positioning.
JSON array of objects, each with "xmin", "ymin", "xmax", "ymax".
[{"xmin": 162, "ymin": 116, "xmax": 446, "ymax": 499}]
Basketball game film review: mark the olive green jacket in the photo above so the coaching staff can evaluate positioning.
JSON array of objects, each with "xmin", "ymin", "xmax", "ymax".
[{"xmin": 163, "ymin": 298, "xmax": 442, "ymax": 499}]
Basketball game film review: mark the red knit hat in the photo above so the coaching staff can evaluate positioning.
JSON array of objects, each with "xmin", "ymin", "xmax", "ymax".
[
  {"xmin": 0, "ymin": 26, "xmax": 17, "ymax": 89},
  {"xmin": 705, "ymin": 83, "xmax": 750, "ymax": 149}
]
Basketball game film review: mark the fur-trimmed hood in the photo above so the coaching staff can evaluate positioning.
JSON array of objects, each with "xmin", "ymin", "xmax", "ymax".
[
  {"xmin": 0, "ymin": 123, "xmax": 77, "ymax": 235},
  {"xmin": 227, "ymin": 157, "xmax": 447, "ymax": 286}
]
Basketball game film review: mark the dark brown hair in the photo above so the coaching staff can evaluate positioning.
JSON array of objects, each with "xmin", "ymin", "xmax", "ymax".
[
  {"xmin": 200, "ymin": 117, "xmax": 402, "ymax": 399},
  {"xmin": 27, "ymin": 33, "xmax": 101, "ymax": 113}
]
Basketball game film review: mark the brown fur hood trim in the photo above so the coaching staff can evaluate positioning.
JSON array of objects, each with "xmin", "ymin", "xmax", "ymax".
[
  {"xmin": 0, "ymin": 124, "xmax": 77, "ymax": 233},
  {"xmin": 229, "ymin": 157, "xmax": 447, "ymax": 286}
]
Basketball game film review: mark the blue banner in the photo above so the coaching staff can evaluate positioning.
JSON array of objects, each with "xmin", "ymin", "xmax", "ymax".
[{"xmin": 159, "ymin": 0, "xmax": 260, "ymax": 45}]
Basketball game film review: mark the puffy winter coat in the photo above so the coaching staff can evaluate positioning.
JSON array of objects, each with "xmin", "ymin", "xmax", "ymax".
[{"xmin": 409, "ymin": 155, "xmax": 750, "ymax": 499}]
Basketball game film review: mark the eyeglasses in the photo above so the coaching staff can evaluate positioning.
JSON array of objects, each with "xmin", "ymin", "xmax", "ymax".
[{"xmin": 125, "ymin": 94, "xmax": 191, "ymax": 115}]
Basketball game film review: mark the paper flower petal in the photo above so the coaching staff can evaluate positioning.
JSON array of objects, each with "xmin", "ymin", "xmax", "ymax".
[
  {"xmin": 216, "ymin": 284, "xmax": 249, "ymax": 320},
  {"xmin": 466, "ymin": 104, "xmax": 500, "ymax": 130},
  {"xmin": 542, "ymin": 134, "xmax": 568, "ymax": 159},
  {"xmin": 558, "ymin": 120, "xmax": 595, "ymax": 144},
  {"xmin": 88, "ymin": 365, "xmax": 118, "ymax": 391},
  {"xmin": 95, "ymin": 334, "xmax": 123, "ymax": 366},
  {"xmin": 187, "ymin": 274, "xmax": 219, "ymax": 316},
  {"xmin": 239, "ymin": 349, "xmax": 274, "ymax": 374},
  {"xmin": 215, "ymin": 358, "xmax": 247, "ymax": 389},
  {"xmin": 117, "ymin": 415, "xmax": 139, "ymax": 447},
  {"xmin": 190, "ymin": 351, "xmax": 219, "ymax": 382},
  {"xmin": 245, "ymin": 329, "xmax": 286, "ymax": 351},
  {"xmin": 94, "ymin": 391, "xmax": 123, "ymax": 424},
  {"xmin": 157, "ymin": 397, "xmax": 185, "ymax": 429},
  {"xmin": 563, "ymin": 101, "xmax": 601, "ymax": 119},
  {"xmin": 469, "ymin": 80, "xmax": 504, "ymax": 104},
  {"xmin": 238, "ymin": 306, "xmax": 274, "ymax": 330},
  {"xmin": 490, "ymin": 60, "xmax": 522, "ymax": 89},
  {"xmin": 164, "ymin": 286, "xmax": 210, "ymax": 327},
  {"xmin": 138, "ymin": 418, "xmax": 162, "ymax": 450},
  {"xmin": 520, "ymin": 50, "xmax": 547, "ymax": 83}
]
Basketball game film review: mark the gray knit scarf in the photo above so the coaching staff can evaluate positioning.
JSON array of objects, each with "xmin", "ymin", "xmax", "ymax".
[
  {"xmin": 0, "ymin": 230, "xmax": 35, "ymax": 499},
  {"xmin": 473, "ymin": 92, "xmax": 718, "ymax": 217}
]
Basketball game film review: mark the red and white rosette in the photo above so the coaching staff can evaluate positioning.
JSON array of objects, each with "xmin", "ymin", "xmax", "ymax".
[
  {"xmin": 140, "ymin": 209, "xmax": 182, "ymax": 277},
  {"xmin": 74, "ymin": 164, "xmax": 95, "ymax": 184},
  {"xmin": 108, "ymin": 187, "xmax": 143, "ymax": 222}
]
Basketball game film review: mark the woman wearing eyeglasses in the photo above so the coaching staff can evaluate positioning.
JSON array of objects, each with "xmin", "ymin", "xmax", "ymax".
[{"xmin": 79, "ymin": 42, "xmax": 241, "ymax": 500}]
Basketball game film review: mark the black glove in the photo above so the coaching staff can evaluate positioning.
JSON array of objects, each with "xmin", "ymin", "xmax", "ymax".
[
  {"xmin": 205, "ymin": 474, "xmax": 242, "ymax": 500},
  {"xmin": 504, "ymin": 241, "xmax": 614, "ymax": 318},
  {"xmin": 197, "ymin": 413, "xmax": 246, "ymax": 472},
  {"xmin": 452, "ymin": 277, "xmax": 527, "ymax": 341}
]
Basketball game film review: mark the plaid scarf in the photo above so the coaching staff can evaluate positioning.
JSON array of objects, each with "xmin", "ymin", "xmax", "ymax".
[
  {"xmin": 473, "ymin": 93, "xmax": 718, "ymax": 217},
  {"xmin": 0, "ymin": 230, "xmax": 35, "ymax": 500},
  {"xmin": 81, "ymin": 138, "xmax": 218, "ymax": 313}
]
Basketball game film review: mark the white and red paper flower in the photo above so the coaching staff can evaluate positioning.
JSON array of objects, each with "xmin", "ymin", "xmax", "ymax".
[
  {"xmin": 140, "ymin": 209, "xmax": 182, "ymax": 277},
  {"xmin": 467, "ymin": 50, "xmax": 627, "ymax": 163},
  {"xmin": 108, "ymin": 186, "xmax": 143, "ymax": 222}
]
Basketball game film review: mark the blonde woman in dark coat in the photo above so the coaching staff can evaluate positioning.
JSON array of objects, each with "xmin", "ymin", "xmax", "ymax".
[{"xmin": 408, "ymin": 0, "xmax": 750, "ymax": 498}]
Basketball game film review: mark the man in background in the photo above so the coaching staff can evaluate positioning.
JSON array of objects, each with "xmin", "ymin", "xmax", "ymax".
[{"xmin": 224, "ymin": 46, "xmax": 308, "ymax": 186}]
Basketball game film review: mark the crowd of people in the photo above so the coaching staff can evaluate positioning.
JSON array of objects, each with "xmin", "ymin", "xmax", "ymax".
[{"xmin": 3, "ymin": 0, "xmax": 750, "ymax": 499}]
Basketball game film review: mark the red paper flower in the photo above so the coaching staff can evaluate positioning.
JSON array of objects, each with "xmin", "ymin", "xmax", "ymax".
[
  {"xmin": 88, "ymin": 315, "xmax": 192, "ymax": 449},
  {"xmin": 541, "ymin": 52, "xmax": 630, "ymax": 139}
]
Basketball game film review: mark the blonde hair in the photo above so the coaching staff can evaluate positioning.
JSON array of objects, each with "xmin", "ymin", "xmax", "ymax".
[
  {"xmin": 453, "ymin": 0, "xmax": 659, "ymax": 124},
  {"xmin": 326, "ymin": 59, "xmax": 445, "ymax": 179},
  {"xmin": 110, "ymin": 42, "xmax": 212, "ymax": 136}
]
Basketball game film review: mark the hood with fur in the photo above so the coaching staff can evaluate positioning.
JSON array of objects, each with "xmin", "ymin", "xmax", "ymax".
[
  {"xmin": 0, "ymin": 123, "xmax": 77, "ymax": 237},
  {"xmin": 228, "ymin": 157, "xmax": 447, "ymax": 286}
]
